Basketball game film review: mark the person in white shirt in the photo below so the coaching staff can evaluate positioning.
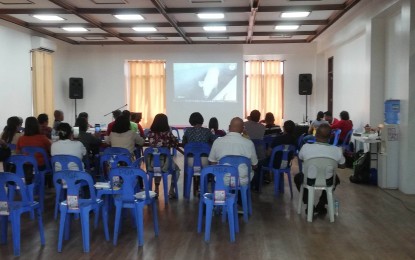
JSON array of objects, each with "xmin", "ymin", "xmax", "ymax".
[
  {"xmin": 208, "ymin": 117, "xmax": 258, "ymax": 186},
  {"xmin": 295, "ymin": 123, "xmax": 345, "ymax": 214}
]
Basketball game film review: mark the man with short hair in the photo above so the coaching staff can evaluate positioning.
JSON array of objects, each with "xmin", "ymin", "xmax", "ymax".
[
  {"xmin": 244, "ymin": 110, "xmax": 265, "ymax": 140},
  {"xmin": 131, "ymin": 112, "xmax": 145, "ymax": 138},
  {"xmin": 294, "ymin": 123, "xmax": 345, "ymax": 214},
  {"xmin": 53, "ymin": 110, "xmax": 64, "ymax": 130},
  {"xmin": 37, "ymin": 113, "xmax": 52, "ymax": 139},
  {"xmin": 208, "ymin": 117, "xmax": 258, "ymax": 186},
  {"xmin": 323, "ymin": 111, "xmax": 339, "ymax": 125}
]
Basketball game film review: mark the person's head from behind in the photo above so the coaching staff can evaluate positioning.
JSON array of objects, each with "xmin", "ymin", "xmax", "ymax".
[
  {"xmin": 283, "ymin": 120, "xmax": 295, "ymax": 135},
  {"xmin": 122, "ymin": 110, "xmax": 131, "ymax": 120},
  {"xmin": 189, "ymin": 112, "xmax": 204, "ymax": 126},
  {"xmin": 340, "ymin": 111, "xmax": 350, "ymax": 120},
  {"xmin": 324, "ymin": 111, "xmax": 333, "ymax": 122},
  {"xmin": 316, "ymin": 111, "xmax": 324, "ymax": 121},
  {"xmin": 131, "ymin": 112, "xmax": 142, "ymax": 123},
  {"xmin": 208, "ymin": 117, "xmax": 219, "ymax": 131},
  {"xmin": 264, "ymin": 112, "xmax": 275, "ymax": 125},
  {"xmin": 78, "ymin": 112, "xmax": 89, "ymax": 121},
  {"xmin": 112, "ymin": 110, "xmax": 122, "ymax": 120},
  {"xmin": 76, "ymin": 117, "xmax": 88, "ymax": 132},
  {"xmin": 56, "ymin": 122, "xmax": 72, "ymax": 140},
  {"xmin": 24, "ymin": 117, "xmax": 40, "ymax": 136},
  {"xmin": 37, "ymin": 113, "xmax": 49, "ymax": 126},
  {"xmin": 315, "ymin": 123, "xmax": 331, "ymax": 143},
  {"xmin": 249, "ymin": 110, "xmax": 261, "ymax": 123},
  {"xmin": 112, "ymin": 115, "xmax": 130, "ymax": 134},
  {"xmin": 150, "ymin": 113, "xmax": 170, "ymax": 133},
  {"xmin": 1, "ymin": 116, "xmax": 21, "ymax": 142},
  {"xmin": 54, "ymin": 110, "xmax": 64, "ymax": 121},
  {"xmin": 229, "ymin": 117, "xmax": 244, "ymax": 134}
]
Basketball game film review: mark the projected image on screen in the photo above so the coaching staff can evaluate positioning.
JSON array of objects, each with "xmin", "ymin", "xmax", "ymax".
[{"xmin": 174, "ymin": 63, "xmax": 237, "ymax": 102}]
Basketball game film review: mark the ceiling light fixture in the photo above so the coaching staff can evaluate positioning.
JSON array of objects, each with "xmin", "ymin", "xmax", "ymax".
[
  {"xmin": 197, "ymin": 13, "xmax": 224, "ymax": 19},
  {"xmin": 274, "ymin": 25, "xmax": 299, "ymax": 31},
  {"xmin": 132, "ymin": 27, "xmax": 157, "ymax": 32},
  {"xmin": 33, "ymin": 15, "xmax": 64, "ymax": 21},
  {"xmin": 281, "ymin": 12, "xmax": 310, "ymax": 18},
  {"xmin": 114, "ymin": 14, "xmax": 144, "ymax": 20},
  {"xmin": 62, "ymin": 27, "xmax": 88, "ymax": 32},
  {"xmin": 203, "ymin": 26, "xmax": 226, "ymax": 32}
]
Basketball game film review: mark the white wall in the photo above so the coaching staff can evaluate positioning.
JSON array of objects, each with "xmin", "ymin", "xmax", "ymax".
[{"xmin": 0, "ymin": 21, "xmax": 33, "ymax": 129}]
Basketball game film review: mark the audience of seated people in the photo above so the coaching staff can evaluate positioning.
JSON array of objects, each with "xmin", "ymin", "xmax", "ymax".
[
  {"xmin": 208, "ymin": 117, "xmax": 226, "ymax": 137},
  {"xmin": 208, "ymin": 117, "xmax": 258, "ymax": 187},
  {"xmin": 263, "ymin": 112, "xmax": 282, "ymax": 136},
  {"xmin": 330, "ymin": 110, "xmax": 353, "ymax": 145},
  {"xmin": 294, "ymin": 123, "xmax": 344, "ymax": 215},
  {"xmin": 147, "ymin": 113, "xmax": 180, "ymax": 198},
  {"xmin": 37, "ymin": 113, "xmax": 52, "ymax": 139},
  {"xmin": 106, "ymin": 115, "xmax": 144, "ymax": 155}
]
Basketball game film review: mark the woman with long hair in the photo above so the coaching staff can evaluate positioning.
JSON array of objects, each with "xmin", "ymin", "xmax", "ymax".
[
  {"xmin": 1, "ymin": 116, "xmax": 23, "ymax": 145},
  {"xmin": 107, "ymin": 115, "xmax": 144, "ymax": 154}
]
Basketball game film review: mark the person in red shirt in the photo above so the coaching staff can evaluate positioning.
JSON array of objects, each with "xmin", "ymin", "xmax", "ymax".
[
  {"xmin": 106, "ymin": 110, "xmax": 122, "ymax": 136},
  {"xmin": 331, "ymin": 111, "xmax": 353, "ymax": 144},
  {"xmin": 324, "ymin": 111, "xmax": 339, "ymax": 125}
]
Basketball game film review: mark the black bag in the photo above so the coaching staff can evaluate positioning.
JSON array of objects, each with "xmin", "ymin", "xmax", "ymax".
[{"xmin": 349, "ymin": 151, "xmax": 371, "ymax": 184}]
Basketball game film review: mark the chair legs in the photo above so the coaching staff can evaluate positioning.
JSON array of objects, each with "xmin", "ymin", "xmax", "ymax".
[{"xmin": 307, "ymin": 188, "xmax": 315, "ymax": 222}]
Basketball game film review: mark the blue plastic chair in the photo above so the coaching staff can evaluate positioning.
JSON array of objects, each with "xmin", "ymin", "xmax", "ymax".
[
  {"xmin": 331, "ymin": 129, "xmax": 342, "ymax": 146},
  {"xmin": 143, "ymin": 147, "xmax": 178, "ymax": 204},
  {"xmin": 197, "ymin": 165, "xmax": 239, "ymax": 242},
  {"xmin": 297, "ymin": 133, "xmax": 306, "ymax": 172},
  {"xmin": 103, "ymin": 147, "xmax": 130, "ymax": 155},
  {"xmin": 5, "ymin": 154, "xmax": 44, "ymax": 213},
  {"xmin": 183, "ymin": 142, "xmax": 211, "ymax": 199},
  {"xmin": 7, "ymin": 143, "xmax": 16, "ymax": 153},
  {"xmin": 0, "ymin": 172, "xmax": 45, "ymax": 256},
  {"xmin": 99, "ymin": 153, "xmax": 133, "ymax": 181},
  {"xmin": 170, "ymin": 127, "xmax": 181, "ymax": 156},
  {"xmin": 109, "ymin": 167, "xmax": 159, "ymax": 246},
  {"xmin": 51, "ymin": 155, "xmax": 84, "ymax": 220},
  {"xmin": 21, "ymin": 146, "xmax": 52, "ymax": 192},
  {"xmin": 53, "ymin": 170, "xmax": 109, "ymax": 253},
  {"xmin": 251, "ymin": 139, "xmax": 266, "ymax": 160},
  {"xmin": 341, "ymin": 129, "xmax": 354, "ymax": 150},
  {"xmin": 218, "ymin": 155, "xmax": 252, "ymax": 222},
  {"xmin": 260, "ymin": 145, "xmax": 296, "ymax": 197}
]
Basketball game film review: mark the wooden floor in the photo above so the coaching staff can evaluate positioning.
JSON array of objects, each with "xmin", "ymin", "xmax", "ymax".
[{"xmin": 1, "ymin": 155, "xmax": 415, "ymax": 260}]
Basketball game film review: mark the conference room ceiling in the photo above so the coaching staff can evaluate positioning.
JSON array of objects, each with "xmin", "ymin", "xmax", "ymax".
[{"xmin": 0, "ymin": 0, "xmax": 360, "ymax": 45}]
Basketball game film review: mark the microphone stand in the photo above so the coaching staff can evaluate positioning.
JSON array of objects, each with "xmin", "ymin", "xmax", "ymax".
[{"xmin": 104, "ymin": 104, "xmax": 128, "ymax": 117}]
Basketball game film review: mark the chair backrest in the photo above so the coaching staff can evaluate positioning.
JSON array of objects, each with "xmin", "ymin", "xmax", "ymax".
[
  {"xmin": 143, "ymin": 147, "xmax": 173, "ymax": 173},
  {"xmin": 269, "ymin": 144, "xmax": 296, "ymax": 170},
  {"xmin": 303, "ymin": 157, "xmax": 338, "ymax": 187},
  {"xmin": 53, "ymin": 170, "xmax": 96, "ymax": 201},
  {"xmin": 184, "ymin": 142, "xmax": 211, "ymax": 167},
  {"xmin": 0, "ymin": 172, "xmax": 30, "ymax": 203},
  {"xmin": 297, "ymin": 133, "xmax": 306, "ymax": 152},
  {"xmin": 109, "ymin": 167, "xmax": 151, "ymax": 201},
  {"xmin": 200, "ymin": 165, "xmax": 238, "ymax": 199},
  {"xmin": 7, "ymin": 143, "xmax": 16, "ymax": 152},
  {"xmin": 251, "ymin": 139, "xmax": 266, "ymax": 160},
  {"xmin": 21, "ymin": 146, "xmax": 51, "ymax": 171},
  {"xmin": 103, "ymin": 147, "xmax": 130, "ymax": 156},
  {"xmin": 5, "ymin": 154, "xmax": 39, "ymax": 179},
  {"xmin": 331, "ymin": 129, "xmax": 342, "ymax": 146},
  {"xmin": 341, "ymin": 129, "xmax": 354, "ymax": 148},
  {"xmin": 170, "ymin": 127, "xmax": 181, "ymax": 141},
  {"xmin": 51, "ymin": 154, "xmax": 84, "ymax": 173},
  {"xmin": 218, "ymin": 155, "xmax": 251, "ymax": 185}
]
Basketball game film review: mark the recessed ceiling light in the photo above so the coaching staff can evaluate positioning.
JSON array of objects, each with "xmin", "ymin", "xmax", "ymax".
[
  {"xmin": 281, "ymin": 12, "xmax": 310, "ymax": 18},
  {"xmin": 132, "ymin": 27, "xmax": 157, "ymax": 32},
  {"xmin": 62, "ymin": 27, "xmax": 88, "ymax": 32},
  {"xmin": 145, "ymin": 36, "xmax": 168, "ymax": 40},
  {"xmin": 33, "ymin": 15, "xmax": 64, "ymax": 21},
  {"xmin": 203, "ymin": 26, "xmax": 226, "ymax": 32},
  {"xmin": 274, "ymin": 25, "xmax": 299, "ymax": 31},
  {"xmin": 114, "ymin": 14, "xmax": 144, "ymax": 20},
  {"xmin": 197, "ymin": 13, "xmax": 224, "ymax": 19}
]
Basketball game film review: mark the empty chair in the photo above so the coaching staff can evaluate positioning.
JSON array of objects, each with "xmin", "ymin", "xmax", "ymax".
[
  {"xmin": 5, "ymin": 154, "xmax": 44, "ymax": 212},
  {"xmin": 51, "ymin": 154, "xmax": 84, "ymax": 219},
  {"xmin": 197, "ymin": 165, "xmax": 239, "ymax": 242},
  {"xmin": 183, "ymin": 142, "xmax": 211, "ymax": 199},
  {"xmin": 99, "ymin": 153, "xmax": 132, "ymax": 181},
  {"xmin": 297, "ymin": 157, "xmax": 338, "ymax": 223},
  {"xmin": 218, "ymin": 155, "xmax": 252, "ymax": 222},
  {"xmin": 110, "ymin": 167, "xmax": 159, "ymax": 246},
  {"xmin": 260, "ymin": 145, "xmax": 296, "ymax": 197},
  {"xmin": 143, "ymin": 147, "xmax": 179, "ymax": 204},
  {"xmin": 341, "ymin": 129, "xmax": 354, "ymax": 151},
  {"xmin": 331, "ymin": 129, "xmax": 342, "ymax": 146},
  {"xmin": 0, "ymin": 172, "xmax": 45, "ymax": 256},
  {"xmin": 53, "ymin": 170, "xmax": 109, "ymax": 253},
  {"xmin": 21, "ymin": 146, "xmax": 52, "ymax": 191}
]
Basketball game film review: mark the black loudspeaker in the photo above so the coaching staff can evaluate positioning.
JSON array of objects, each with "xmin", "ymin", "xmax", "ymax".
[
  {"xmin": 69, "ymin": 78, "xmax": 83, "ymax": 99},
  {"xmin": 299, "ymin": 74, "xmax": 312, "ymax": 95}
]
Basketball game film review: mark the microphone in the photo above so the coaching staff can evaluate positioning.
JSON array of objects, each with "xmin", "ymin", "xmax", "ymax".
[{"xmin": 104, "ymin": 104, "xmax": 128, "ymax": 116}]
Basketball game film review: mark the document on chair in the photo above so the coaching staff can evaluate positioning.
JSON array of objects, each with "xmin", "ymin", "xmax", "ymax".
[
  {"xmin": 0, "ymin": 201, "xmax": 9, "ymax": 215},
  {"xmin": 214, "ymin": 190, "xmax": 226, "ymax": 204},
  {"xmin": 67, "ymin": 195, "xmax": 79, "ymax": 210}
]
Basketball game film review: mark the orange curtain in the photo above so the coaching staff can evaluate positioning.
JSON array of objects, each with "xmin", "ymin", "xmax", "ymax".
[
  {"xmin": 128, "ymin": 60, "xmax": 166, "ymax": 128},
  {"xmin": 245, "ymin": 60, "xmax": 283, "ymax": 126}
]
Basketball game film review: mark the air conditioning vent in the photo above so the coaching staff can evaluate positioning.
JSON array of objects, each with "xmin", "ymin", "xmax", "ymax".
[{"xmin": 31, "ymin": 36, "xmax": 57, "ymax": 52}]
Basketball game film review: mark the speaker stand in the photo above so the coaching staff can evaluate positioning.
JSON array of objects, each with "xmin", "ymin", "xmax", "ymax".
[
  {"xmin": 305, "ymin": 95, "xmax": 308, "ymax": 123},
  {"xmin": 74, "ymin": 99, "xmax": 78, "ymax": 123}
]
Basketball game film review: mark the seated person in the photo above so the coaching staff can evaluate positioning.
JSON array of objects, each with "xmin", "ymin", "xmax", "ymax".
[
  {"xmin": 106, "ymin": 110, "xmax": 122, "ymax": 136},
  {"xmin": 106, "ymin": 115, "xmax": 144, "ymax": 155},
  {"xmin": 263, "ymin": 112, "xmax": 282, "ymax": 136},
  {"xmin": 182, "ymin": 112, "xmax": 217, "ymax": 145},
  {"xmin": 331, "ymin": 110, "xmax": 353, "ymax": 145},
  {"xmin": 208, "ymin": 117, "xmax": 226, "ymax": 137},
  {"xmin": 324, "ymin": 111, "xmax": 339, "ymax": 125},
  {"xmin": 76, "ymin": 117, "xmax": 101, "ymax": 156},
  {"xmin": 303, "ymin": 111, "xmax": 327, "ymax": 144},
  {"xmin": 37, "ymin": 113, "xmax": 52, "ymax": 139},
  {"xmin": 294, "ymin": 123, "xmax": 345, "ymax": 214},
  {"xmin": 244, "ymin": 109, "xmax": 265, "ymax": 140},
  {"xmin": 131, "ymin": 112, "xmax": 145, "ymax": 138},
  {"xmin": 53, "ymin": 110, "xmax": 64, "ymax": 131},
  {"xmin": 76, "ymin": 112, "xmax": 93, "ymax": 128}
]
